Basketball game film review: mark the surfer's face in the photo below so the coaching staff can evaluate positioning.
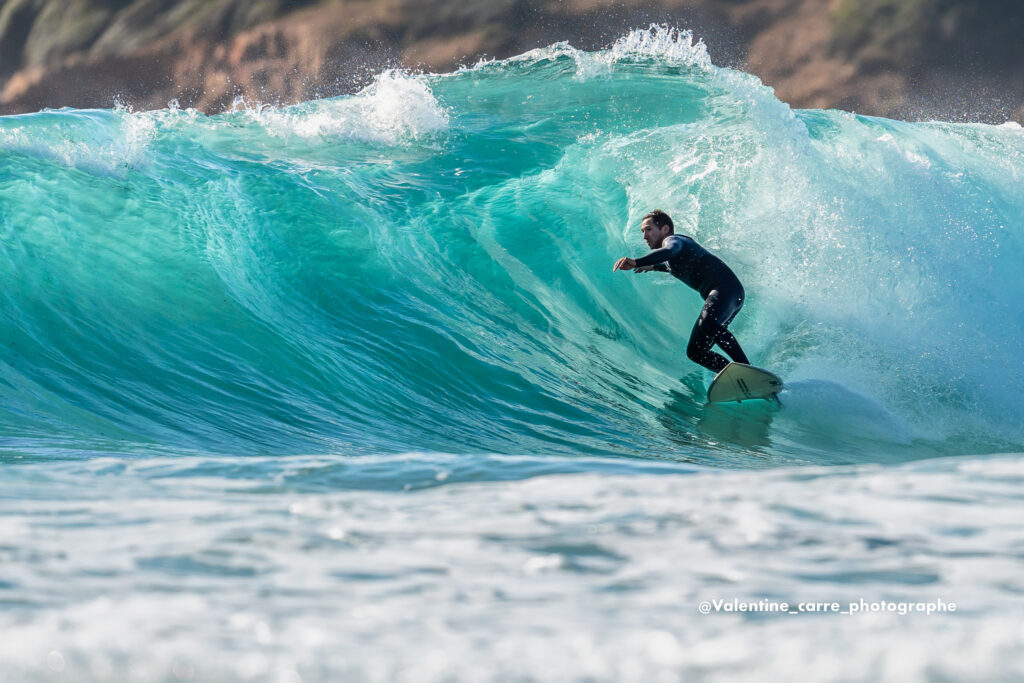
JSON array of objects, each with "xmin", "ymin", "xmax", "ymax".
[{"xmin": 640, "ymin": 218, "xmax": 671, "ymax": 248}]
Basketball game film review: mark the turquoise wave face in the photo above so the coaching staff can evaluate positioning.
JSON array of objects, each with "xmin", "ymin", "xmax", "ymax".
[{"xmin": 2, "ymin": 29, "xmax": 1023, "ymax": 464}]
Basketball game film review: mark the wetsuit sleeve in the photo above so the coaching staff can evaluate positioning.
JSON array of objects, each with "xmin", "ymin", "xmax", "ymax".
[{"xmin": 633, "ymin": 235, "xmax": 683, "ymax": 268}]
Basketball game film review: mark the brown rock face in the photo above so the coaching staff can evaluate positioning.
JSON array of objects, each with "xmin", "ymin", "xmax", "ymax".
[
  {"xmin": 1, "ymin": 0, "xmax": 1022, "ymax": 123},
  {"xmin": 734, "ymin": 0, "xmax": 1024, "ymax": 122}
]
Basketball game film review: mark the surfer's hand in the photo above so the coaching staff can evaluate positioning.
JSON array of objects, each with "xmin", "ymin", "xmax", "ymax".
[{"xmin": 613, "ymin": 257, "xmax": 636, "ymax": 271}]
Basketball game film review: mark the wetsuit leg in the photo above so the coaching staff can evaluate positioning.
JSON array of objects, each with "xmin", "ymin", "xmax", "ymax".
[{"xmin": 686, "ymin": 286, "xmax": 749, "ymax": 373}]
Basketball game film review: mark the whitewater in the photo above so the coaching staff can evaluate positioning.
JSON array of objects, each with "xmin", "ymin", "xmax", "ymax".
[{"xmin": 1, "ymin": 27, "xmax": 1023, "ymax": 682}]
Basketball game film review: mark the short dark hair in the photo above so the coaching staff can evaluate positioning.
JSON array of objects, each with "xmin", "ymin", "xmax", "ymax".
[{"xmin": 642, "ymin": 210, "xmax": 674, "ymax": 232}]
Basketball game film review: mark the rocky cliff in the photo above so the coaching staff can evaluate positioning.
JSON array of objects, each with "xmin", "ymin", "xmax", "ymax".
[{"xmin": 1, "ymin": 0, "xmax": 1022, "ymax": 122}]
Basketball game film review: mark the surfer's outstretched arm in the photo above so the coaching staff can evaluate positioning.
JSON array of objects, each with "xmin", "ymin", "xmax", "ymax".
[
  {"xmin": 615, "ymin": 235, "xmax": 684, "ymax": 272},
  {"xmin": 613, "ymin": 259, "xmax": 666, "ymax": 273},
  {"xmin": 633, "ymin": 234, "xmax": 684, "ymax": 268}
]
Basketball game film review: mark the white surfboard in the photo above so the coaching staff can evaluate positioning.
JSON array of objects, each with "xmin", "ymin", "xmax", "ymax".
[{"xmin": 707, "ymin": 362, "xmax": 783, "ymax": 404}]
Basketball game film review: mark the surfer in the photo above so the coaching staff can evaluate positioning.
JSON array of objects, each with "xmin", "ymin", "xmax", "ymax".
[{"xmin": 613, "ymin": 210, "xmax": 750, "ymax": 374}]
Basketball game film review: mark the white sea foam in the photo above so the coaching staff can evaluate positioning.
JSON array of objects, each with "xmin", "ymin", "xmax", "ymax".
[
  {"xmin": 465, "ymin": 26, "xmax": 711, "ymax": 82},
  {"xmin": 1, "ymin": 453, "xmax": 1022, "ymax": 682},
  {"xmin": 606, "ymin": 25, "xmax": 713, "ymax": 69},
  {"xmin": 249, "ymin": 71, "xmax": 449, "ymax": 144},
  {"xmin": 0, "ymin": 107, "xmax": 156, "ymax": 175},
  {"xmin": 575, "ymin": 25, "xmax": 712, "ymax": 80}
]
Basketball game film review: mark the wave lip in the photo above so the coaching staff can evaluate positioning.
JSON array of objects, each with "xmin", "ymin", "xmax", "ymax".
[{"xmin": 606, "ymin": 24, "xmax": 713, "ymax": 68}]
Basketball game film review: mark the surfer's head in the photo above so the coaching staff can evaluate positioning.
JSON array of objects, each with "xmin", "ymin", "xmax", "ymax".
[{"xmin": 641, "ymin": 210, "xmax": 674, "ymax": 248}]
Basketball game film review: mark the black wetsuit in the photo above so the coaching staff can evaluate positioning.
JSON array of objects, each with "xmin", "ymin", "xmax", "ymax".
[{"xmin": 633, "ymin": 234, "xmax": 750, "ymax": 374}]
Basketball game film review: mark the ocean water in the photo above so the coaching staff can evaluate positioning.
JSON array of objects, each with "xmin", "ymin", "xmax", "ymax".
[{"xmin": 2, "ymin": 27, "xmax": 1023, "ymax": 682}]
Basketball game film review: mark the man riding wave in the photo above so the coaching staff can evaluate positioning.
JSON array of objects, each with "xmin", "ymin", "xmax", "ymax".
[{"xmin": 613, "ymin": 210, "xmax": 750, "ymax": 374}]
